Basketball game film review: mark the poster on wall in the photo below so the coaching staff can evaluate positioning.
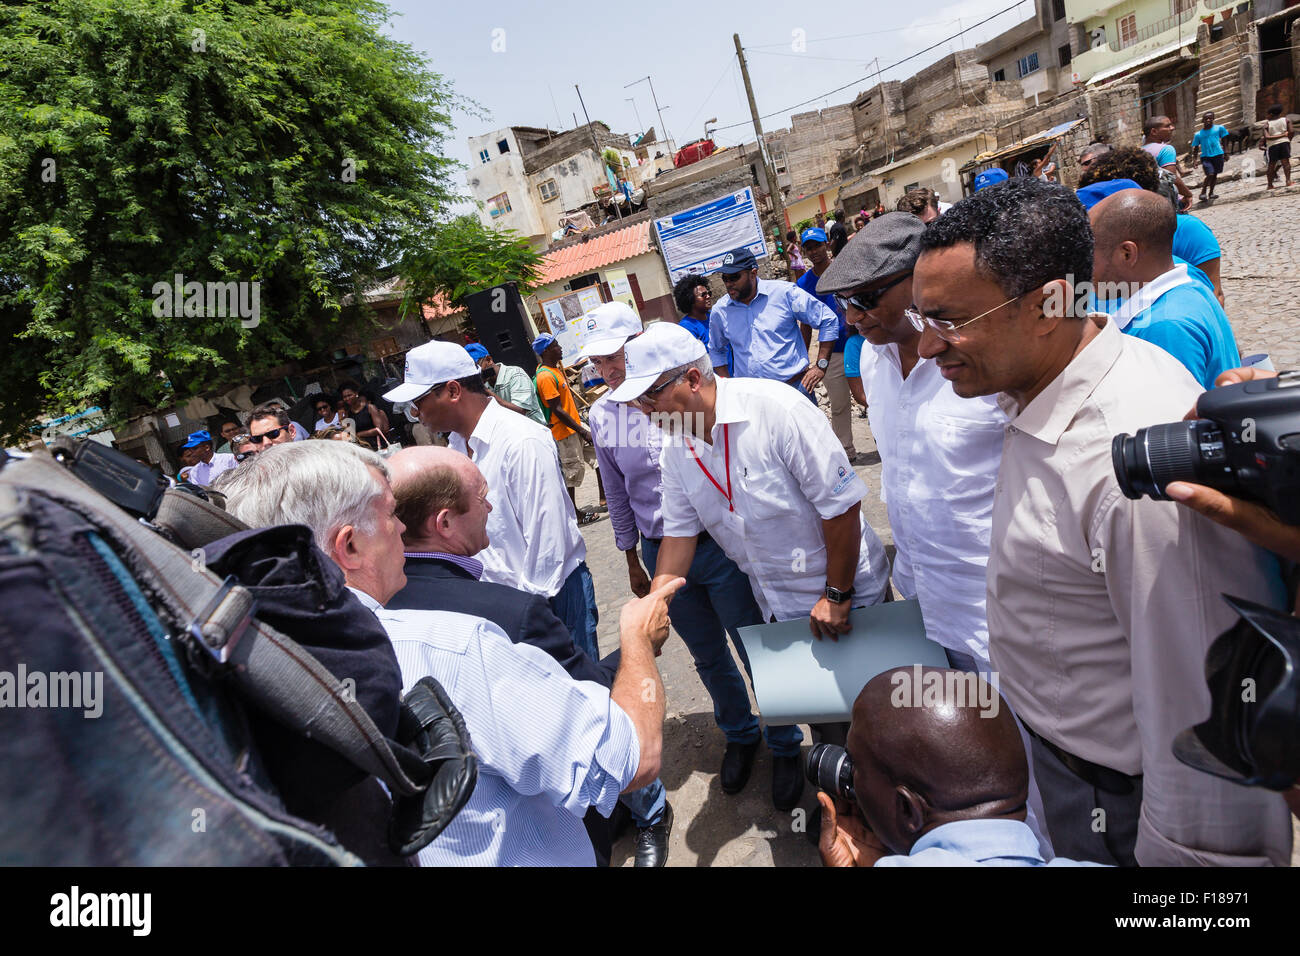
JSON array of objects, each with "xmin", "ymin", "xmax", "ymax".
[
  {"xmin": 653, "ymin": 187, "xmax": 766, "ymax": 283},
  {"xmin": 538, "ymin": 285, "xmax": 607, "ymax": 362}
]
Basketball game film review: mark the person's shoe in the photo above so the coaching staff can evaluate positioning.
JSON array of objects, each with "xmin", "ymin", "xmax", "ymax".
[
  {"xmin": 720, "ymin": 739, "xmax": 760, "ymax": 794},
  {"xmin": 633, "ymin": 802, "xmax": 673, "ymax": 867},
  {"xmin": 771, "ymin": 754, "xmax": 804, "ymax": 811}
]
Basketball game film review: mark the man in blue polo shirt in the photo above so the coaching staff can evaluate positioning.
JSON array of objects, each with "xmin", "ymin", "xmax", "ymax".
[
  {"xmin": 1090, "ymin": 188, "xmax": 1241, "ymax": 389},
  {"xmin": 795, "ymin": 227, "xmax": 865, "ymax": 463},
  {"xmin": 1191, "ymin": 111, "xmax": 1230, "ymax": 202},
  {"xmin": 708, "ymin": 246, "xmax": 839, "ymax": 398}
]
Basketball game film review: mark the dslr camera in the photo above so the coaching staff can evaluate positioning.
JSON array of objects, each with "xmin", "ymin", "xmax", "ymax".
[
  {"xmin": 1112, "ymin": 371, "xmax": 1300, "ymax": 523},
  {"xmin": 805, "ymin": 743, "xmax": 855, "ymax": 801}
]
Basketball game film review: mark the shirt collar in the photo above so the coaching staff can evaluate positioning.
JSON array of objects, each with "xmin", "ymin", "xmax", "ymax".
[
  {"xmin": 404, "ymin": 551, "xmax": 484, "ymax": 580},
  {"xmin": 346, "ymin": 585, "xmax": 384, "ymax": 613},
  {"xmin": 909, "ymin": 818, "xmax": 1045, "ymax": 864},
  {"xmin": 712, "ymin": 377, "xmax": 751, "ymax": 430},
  {"xmin": 465, "ymin": 396, "xmax": 505, "ymax": 452},
  {"xmin": 1108, "ymin": 263, "xmax": 1192, "ymax": 329},
  {"xmin": 997, "ymin": 313, "xmax": 1121, "ymax": 447}
]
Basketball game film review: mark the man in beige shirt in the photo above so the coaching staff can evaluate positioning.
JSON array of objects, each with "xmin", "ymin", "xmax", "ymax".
[{"xmin": 909, "ymin": 176, "xmax": 1292, "ymax": 866}]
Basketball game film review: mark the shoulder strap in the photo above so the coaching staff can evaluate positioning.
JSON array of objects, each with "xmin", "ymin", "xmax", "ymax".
[{"xmin": 2, "ymin": 452, "xmax": 426, "ymax": 798}]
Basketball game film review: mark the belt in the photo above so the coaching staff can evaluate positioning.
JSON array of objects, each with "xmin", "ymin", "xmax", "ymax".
[
  {"xmin": 785, "ymin": 368, "xmax": 809, "ymax": 387},
  {"xmin": 1022, "ymin": 722, "xmax": 1142, "ymax": 796},
  {"xmin": 641, "ymin": 530, "xmax": 711, "ymax": 546}
]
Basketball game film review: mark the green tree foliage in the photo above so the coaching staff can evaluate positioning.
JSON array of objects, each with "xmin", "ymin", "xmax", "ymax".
[
  {"xmin": 0, "ymin": 0, "xmax": 464, "ymax": 440},
  {"xmin": 400, "ymin": 214, "xmax": 543, "ymax": 315}
]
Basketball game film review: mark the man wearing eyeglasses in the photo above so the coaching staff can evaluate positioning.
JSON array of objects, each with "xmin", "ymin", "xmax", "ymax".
[
  {"xmin": 248, "ymin": 404, "xmax": 299, "ymax": 448},
  {"xmin": 910, "ymin": 176, "xmax": 1291, "ymax": 867},
  {"xmin": 707, "ymin": 247, "xmax": 840, "ymax": 397}
]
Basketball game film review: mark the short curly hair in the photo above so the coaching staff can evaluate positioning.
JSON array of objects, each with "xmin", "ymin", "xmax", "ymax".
[
  {"xmin": 1077, "ymin": 146, "xmax": 1159, "ymax": 191},
  {"xmin": 672, "ymin": 273, "xmax": 710, "ymax": 315},
  {"xmin": 919, "ymin": 177, "xmax": 1093, "ymax": 297}
]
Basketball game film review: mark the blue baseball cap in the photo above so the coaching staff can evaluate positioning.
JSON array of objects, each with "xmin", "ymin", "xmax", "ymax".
[
  {"xmin": 718, "ymin": 247, "xmax": 758, "ymax": 275},
  {"xmin": 974, "ymin": 167, "xmax": 1009, "ymax": 192},
  {"xmin": 799, "ymin": 227, "xmax": 828, "ymax": 245},
  {"xmin": 1076, "ymin": 178, "xmax": 1143, "ymax": 210},
  {"xmin": 464, "ymin": 343, "xmax": 490, "ymax": 362},
  {"xmin": 181, "ymin": 430, "xmax": 212, "ymax": 449},
  {"xmin": 531, "ymin": 333, "xmax": 556, "ymax": 355}
]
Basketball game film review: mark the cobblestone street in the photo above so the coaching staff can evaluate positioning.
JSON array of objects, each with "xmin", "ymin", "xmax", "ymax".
[{"xmin": 569, "ymin": 181, "xmax": 1300, "ymax": 866}]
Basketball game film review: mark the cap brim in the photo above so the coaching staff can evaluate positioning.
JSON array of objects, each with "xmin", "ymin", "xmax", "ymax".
[
  {"xmin": 383, "ymin": 381, "xmax": 433, "ymax": 404},
  {"xmin": 582, "ymin": 334, "xmax": 632, "ymax": 357},
  {"xmin": 607, "ymin": 371, "xmax": 661, "ymax": 403}
]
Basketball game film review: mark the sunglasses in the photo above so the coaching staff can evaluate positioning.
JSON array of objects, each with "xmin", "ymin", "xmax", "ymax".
[
  {"xmin": 402, "ymin": 382, "xmax": 448, "ymax": 422},
  {"xmin": 835, "ymin": 272, "xmax": 912, "ymax": 314},
  {"xmin": 234, "ymin": 450, "xmax": 256, "ymax": 462},
  {"xmin": 635, "ymin": 372, "xmax": 685, "ymax": 407},
  {"xmin": 249, "ymin": 428, "xmax": 285, "ymax": 443},
  {"xmin": 905, "ymin": 291, "xmax": 1025, "ymax": 341}
]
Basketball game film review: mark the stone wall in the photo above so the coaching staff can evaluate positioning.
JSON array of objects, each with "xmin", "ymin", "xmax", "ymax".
[{"xmin": 522, "ymin": 123, "xmax": 631, "ymax": 176}]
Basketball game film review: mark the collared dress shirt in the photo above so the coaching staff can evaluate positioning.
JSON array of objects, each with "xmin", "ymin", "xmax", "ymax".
[
  {"xmin": 660, "ymin": 377, "xmax": 889, "ymax": 622},
  {"xmin": 403, "ymin": 550, "xmax": 485, "ymax": 580},
  {"xmin": 986, "ymin": 314, "xmax": 1292, "ymax": 866},
  {"xmin": 189, "ymin": 452, "xmax": 238, "ymax": 487},
  {"xmin": 589, "ymin": 394, "xmax": 664, "ymax": 551},
  {"xmin": 874, "ymin": 819, "xmax": 1102, "ymax": 867},
  {"xmin": 708, "ymin": 278, "xmax": 840, "ymax": 381},
  {"xmin": 449, "ymin": 398, "xmax": 585, "ymax": 597},
  {"xmin": 491, "ymin": 364, "xmax": 548, "ymax": 426},
  {"xmin": 866, "ymin": 344, "xmax": 1007, "ymax": 662},
  {"xmin": 348, "ymin": 588, "xmax": 638, "ymax": 867}
]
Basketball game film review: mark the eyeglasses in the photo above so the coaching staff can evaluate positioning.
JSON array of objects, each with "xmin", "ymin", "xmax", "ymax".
[
  {"xmin": 249, "ymin": 428, "xmax": 285, "ymax": 444},
  {"xmin": 635, "ymin": 372, "xmax": 685, "ymax": 407},
  {"xmin": 234, "ymin": 450, "xmax": 256, "ymax": 462},
  {"xmin": 401, "ymin": 382, "xmax": 448, "ymax": 422},
  {"xmin": 905, "ymin": 291, "xmax": 1025, "ymax": 341},
  {"xmin": 835, "ymin": 272, "xmax": 912, "ymax": 314}
]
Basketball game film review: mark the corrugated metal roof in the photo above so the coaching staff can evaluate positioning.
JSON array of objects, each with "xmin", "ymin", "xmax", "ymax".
[
  {"xmin": 962, "ymin": 117, "xmax": 1088, "ymax": 169},
  {"xmin": 538, "ymin": 219, "xmax": 653, "ymax": 285}
]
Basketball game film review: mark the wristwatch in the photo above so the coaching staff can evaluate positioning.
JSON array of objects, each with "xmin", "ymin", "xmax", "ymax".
[
  {"xmin": 816, "ymin": 358, "xmax": 829, "ymax": 371},
  {"xmin": 825, "ymin": 584, "xmax": 855, "ymax": 604}
]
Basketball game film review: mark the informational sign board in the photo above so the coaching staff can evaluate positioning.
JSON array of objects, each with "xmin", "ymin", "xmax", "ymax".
[
  {"xmin": 654, "ymin": 187, "xmax": 767, "ymax": 283},
  {"xmin": 538, "ymin": 285, "xmax": 606, "ymax": 361},
  {"xmin": 33, "ymin": 406, "xmax": 114, "ymax": 446}
]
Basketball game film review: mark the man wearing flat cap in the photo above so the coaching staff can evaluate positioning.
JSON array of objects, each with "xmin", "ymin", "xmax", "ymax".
[{"xmin": 708, "ymin": 246, "xmax": 840, "ymax": 397}]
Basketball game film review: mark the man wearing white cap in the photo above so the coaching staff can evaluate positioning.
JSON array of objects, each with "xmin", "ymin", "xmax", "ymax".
[
  {"xmin": 609, "ymin": 322, "xmax": 892, "ymax": 809},
  {"xmin": 384, "ymin": 341, "xmax": 600, "ymax": 662},
  {"xmin": 585, "ymin": 303, "xmax": 803, "ymax": 808}
]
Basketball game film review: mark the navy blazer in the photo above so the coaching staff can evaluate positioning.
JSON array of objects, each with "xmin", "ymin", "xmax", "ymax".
[{"xmin": 389, "ymin": 555, "xmax": 617, "ymax": 689}]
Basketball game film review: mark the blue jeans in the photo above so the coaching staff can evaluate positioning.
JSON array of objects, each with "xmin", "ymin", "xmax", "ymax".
[
  {"xmin": 549, "ymin": 562, "xmax": 599, "ymax": 661},
  {"xmin": 641, "ymin": 533, "xmax": 803, "ymax": 757}
]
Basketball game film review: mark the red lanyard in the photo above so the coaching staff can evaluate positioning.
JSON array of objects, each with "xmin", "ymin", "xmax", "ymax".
[{"xmin": 688, "ymin": 424, "xmax": 733, "ymax": 512}]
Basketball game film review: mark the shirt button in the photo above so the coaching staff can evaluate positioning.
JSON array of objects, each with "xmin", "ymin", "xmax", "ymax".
[{"xmin": 1008, "ymin": 425, "xmax": 1018, "ymax": 434}]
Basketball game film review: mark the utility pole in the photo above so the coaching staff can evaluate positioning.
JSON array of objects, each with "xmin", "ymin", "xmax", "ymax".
[
  {"xmin": 734, "ymin": 33, "xmax": 786, "ymax": 235},
  {"xmin": 576, "ymin": 84, "xmax": 622, "ymax": 221}
]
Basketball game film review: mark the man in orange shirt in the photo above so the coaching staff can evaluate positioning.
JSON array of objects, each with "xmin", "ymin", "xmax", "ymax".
[{"xmin": 533, "ymin": 334, "xmax": 593, "ymax": 506}]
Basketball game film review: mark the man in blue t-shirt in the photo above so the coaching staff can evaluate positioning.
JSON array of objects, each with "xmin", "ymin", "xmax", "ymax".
[
  {"xmin": 1090, "ymin": 189, "xmax": 1240, "ymax": 389},
  {"xmin": 1142, "ymin": 114, "xmax": 1193, "ymax": 210},
  {"xmin": 1190, "ymin": 112, "xmax": 1231, "ymax": 201}
]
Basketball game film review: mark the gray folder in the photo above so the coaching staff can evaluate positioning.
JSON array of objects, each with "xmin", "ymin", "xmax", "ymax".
[{"xmin": 736, "ymin": 599, "xmax": 949, "ymax": 724}]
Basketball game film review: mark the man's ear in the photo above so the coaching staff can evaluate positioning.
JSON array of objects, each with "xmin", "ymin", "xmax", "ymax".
[
  {"xmin": 331, "ymin": 524, "xmax": 361, "ymax": 572},
  {"xmin": 429, "ymin": 507, "xmax": 451, "ymax": 540},
  {"xmin": 896, "ymin": 785, "xmax": 928, "ymax": 837},
  {"xmin": 1119, "ymin": 239, "xmax": 1139, "ymax": 263}
]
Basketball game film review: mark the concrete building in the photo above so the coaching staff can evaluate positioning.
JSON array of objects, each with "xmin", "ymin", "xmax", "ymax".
[
  {"xmin": 1065, "ymin": 0, "xmax": 1241, "ymax": 85},
  {"xmin": 766, "ymin": 103, "xmax": 858, "ymax": 229},
  {"xmin": 975, "ymin": 0, "xmax": 1080, "ymax": 101}
]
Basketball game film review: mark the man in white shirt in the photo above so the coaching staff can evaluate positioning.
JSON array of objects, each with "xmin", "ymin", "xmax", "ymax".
[
  {"xmin": 220, "ymin": 439, "xmax": 684, "ymax": 866},
  {"xmin": 384, "ymin": 341, "xmax": 600, "ymax": 661},
  {"xmin": 180, "ymin": 429, "xmax": 237, "ymax": 487},
  {"xmin": 911, "ymin": 175, "xmax": 1291, "ymax": 866},
  {"xmin": 816, "ymin": 212, "xmax": 1006, "ymax": 671},
  {"xmin": 610, "ymin": 322, "xmax": 892, "ymax": 809}
]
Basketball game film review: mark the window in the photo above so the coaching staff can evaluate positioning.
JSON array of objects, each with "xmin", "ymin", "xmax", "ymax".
[
  {"xmin": 478, "ymin": 148, "xmax": 490, "ymax": 164},
  {"xmin": 1058, "ymin": 44, "xmax": 1072, "ymax": 68},
  {"xmin": 497, "ymin": 138, "xmax": 510, "ymax": 155},
  {"xmin": 538, "ymin": 179, "xmax": 559, "ymax": 202},
  {"xmin": 993, "ymin": 68, "xmax": 1006, "ymax": 82},
  {"xmin": 487, "ymin": 192, "xmax": 511, "ymax": 218},
  {"xmin": 1052, "ymin": 0, "xmax": 1065, "ymax": 20},
  {"xmin": 1017, "ymin": 52, "xmax": 1040, "ymax": 78},
  {"xmin": 1171, "ymin": 0, "xmax": 1196, "ymax": 14},
  {"xmin": 1117, "ymin": 14, "xmax": 1137, "ymax": 48}
]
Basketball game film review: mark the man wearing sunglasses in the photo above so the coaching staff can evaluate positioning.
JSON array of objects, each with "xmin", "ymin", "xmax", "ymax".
[
  {"xmin": 911, "ymin": 176, "xmax": 1291, "ymax": 867},
  {"xmin": 707, "ymin": 246, "xmax": 840, "ymax": 398},
  {"xmin": 248, "ymin": 404, "xmax": 299, "ymax": 448}
]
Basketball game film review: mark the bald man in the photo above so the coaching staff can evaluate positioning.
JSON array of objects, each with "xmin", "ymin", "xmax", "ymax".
[
  {"xmin": 1089, "ymin": 188, "xmax": 1241, "ymax": 389},
  {"xmin": 818, "ymin": 668, "xmax": 1100, "ymax": 867},
  {"xmin": 384, "ymin": 447, "xmax": 675, "ymax": 865}
]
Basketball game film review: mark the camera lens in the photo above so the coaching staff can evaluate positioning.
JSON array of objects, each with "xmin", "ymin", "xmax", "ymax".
[
  {"xmin": 805, "ymin": 743, "xmax": 855, "ymax": 802},
  {"xmin": 1112, "ymin": 421, "xmax": 1222, "ymax": 501}
]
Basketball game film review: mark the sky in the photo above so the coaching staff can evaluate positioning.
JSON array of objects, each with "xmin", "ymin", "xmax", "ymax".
[{"xmin": 382, "ymin": 0, "xmax": 1035, "ymax": 201}]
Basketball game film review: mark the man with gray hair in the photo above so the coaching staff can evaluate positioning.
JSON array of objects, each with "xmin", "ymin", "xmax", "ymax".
[{"xmin": 220, "ymin": 440, "xmax": 685, "ymax": 866}]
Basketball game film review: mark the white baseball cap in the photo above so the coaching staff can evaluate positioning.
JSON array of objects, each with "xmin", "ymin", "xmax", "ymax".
[
  {"xmin": 607, "ymin": 321, "xmax": 707, "ymax": 403},
  {"xmin": 383, "ymin": 340, "xmax": 480, "ymax": 403},
  {"xmin": 580, "ymin": 301, "xmax": 643, "ymax": 357}
]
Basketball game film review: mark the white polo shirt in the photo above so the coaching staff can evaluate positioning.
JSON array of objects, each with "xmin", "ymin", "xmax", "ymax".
[
  {"xmin": 866, "ymin": 344, "xmax": 1007, "ymax": 662},
  {"xmin": 189, "ymin": 452, "xmax": 238, "ymax": 487},
  {"xmin": 660, "ymin": 376, "xmax": 889, "ymax": 622},
  {"xmin": 449, "ymin": 397, "xmax": 586, "ymax": 597}
]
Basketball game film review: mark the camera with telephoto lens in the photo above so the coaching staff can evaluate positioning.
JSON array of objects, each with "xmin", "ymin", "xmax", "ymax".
[
  {"xmin": 805, "ymin": 743, "xmax": 855, "ymax": 801},
  {"xmin": 1111, "ymin": 371, "xmax": 1300, "ymax": 524}
]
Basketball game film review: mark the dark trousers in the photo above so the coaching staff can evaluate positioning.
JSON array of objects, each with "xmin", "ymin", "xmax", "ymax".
[{"xmin": 1029, "ymin": 735, "xmax": 1142, "ymax": 867}]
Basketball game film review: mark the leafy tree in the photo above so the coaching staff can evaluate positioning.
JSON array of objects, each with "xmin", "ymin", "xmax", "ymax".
[
  {"xmin": 399, "ymin": 214, "xmax": 543, "ymax": 315},
  {"xmin": 0, "ymin": 0, "xmax": 466, "ymax": 441}
]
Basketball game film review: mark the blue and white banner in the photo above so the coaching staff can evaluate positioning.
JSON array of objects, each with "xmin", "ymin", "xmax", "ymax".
[{"xmin": 654, "ymin": 188, "xmax": 767, "ymax": 283}]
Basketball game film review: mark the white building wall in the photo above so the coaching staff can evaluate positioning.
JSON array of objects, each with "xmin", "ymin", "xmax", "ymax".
[{"xmin": 465, "ymin": 129, "xmax": 545, "ymax": 239}]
